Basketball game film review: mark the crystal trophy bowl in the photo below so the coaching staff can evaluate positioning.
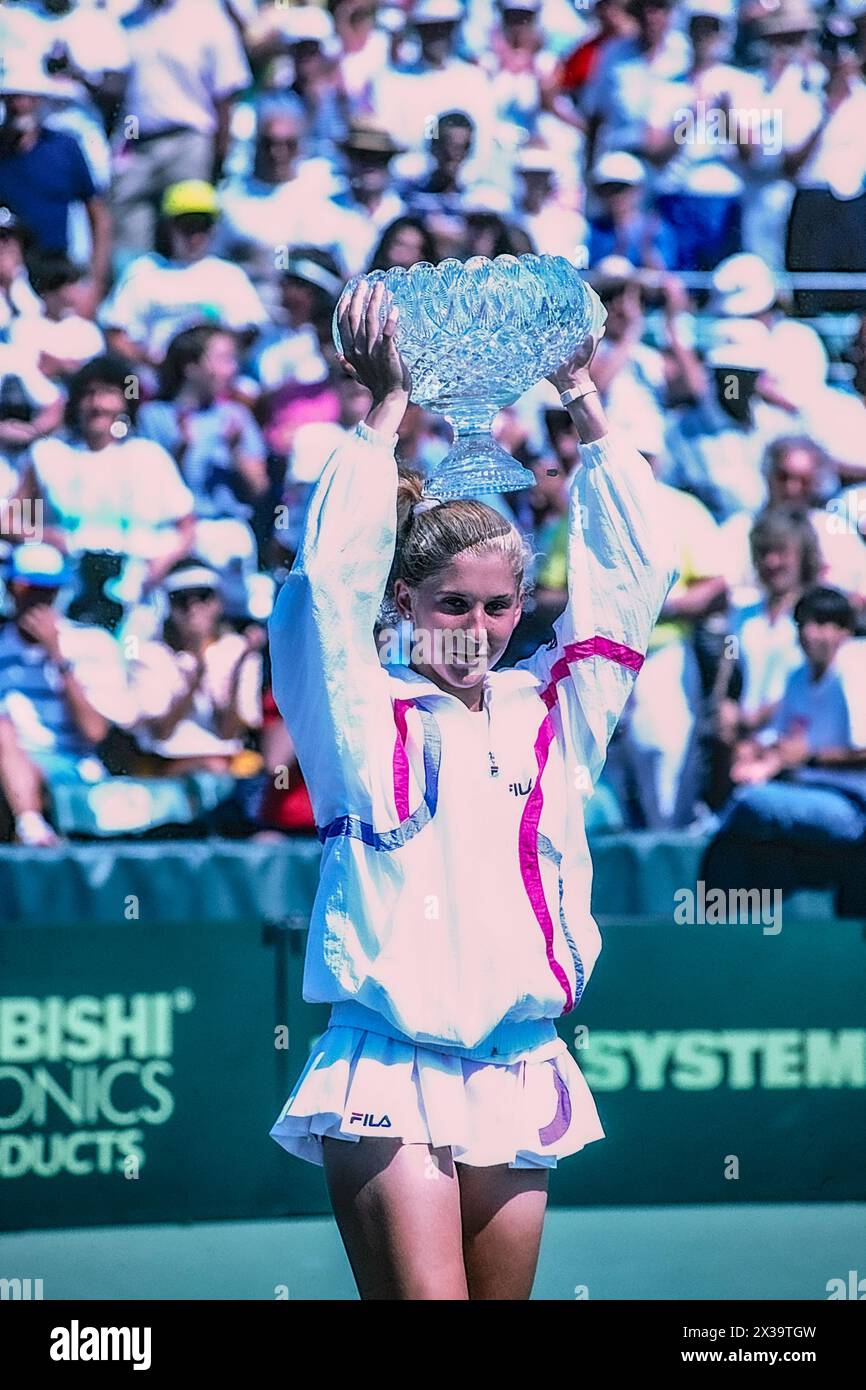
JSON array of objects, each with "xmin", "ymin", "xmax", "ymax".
[{"xmin": 332, "ymin": 254, "xmax": 604, "ymax": 498}]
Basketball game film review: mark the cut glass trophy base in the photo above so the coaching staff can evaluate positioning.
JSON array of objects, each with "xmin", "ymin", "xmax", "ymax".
[{"xmin": 423, "ymin": 433, "xmax": 535, "ymax": 499}]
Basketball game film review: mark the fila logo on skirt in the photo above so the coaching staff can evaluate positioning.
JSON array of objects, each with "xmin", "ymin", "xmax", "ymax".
[{"xmin": 348, "ymin": 1112, "xmax": 393, "ymax": 1129}]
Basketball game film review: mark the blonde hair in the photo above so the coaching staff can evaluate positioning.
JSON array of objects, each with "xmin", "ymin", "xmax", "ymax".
[{"xmin": 379, "ymin": 467, "xmax": 534, "ymax": 627}]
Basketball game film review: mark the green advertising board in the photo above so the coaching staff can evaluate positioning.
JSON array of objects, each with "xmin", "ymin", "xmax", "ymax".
[{"xmin": 0, "ymin": 841, "xmax": 863, "ymax": 1229}]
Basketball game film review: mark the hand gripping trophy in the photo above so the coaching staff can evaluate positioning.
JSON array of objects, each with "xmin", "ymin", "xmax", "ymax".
[{"xmin": 333, "ymin": 253, "xmax": 607, "ymax": 498}]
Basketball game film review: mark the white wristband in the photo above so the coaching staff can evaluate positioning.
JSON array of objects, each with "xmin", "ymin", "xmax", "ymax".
[
  {"xmin": 559, "ymin": 384, "xmax": 599, "ymax": 407},
  {"xmin": 355, "ymin": 420, "xmax": 398, "ymax": 451}
]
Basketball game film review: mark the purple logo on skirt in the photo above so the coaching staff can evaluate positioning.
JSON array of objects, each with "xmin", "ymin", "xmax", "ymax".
[{"xmin": 348, "ymin": 1112, "xmax": 393, "ymax": 1128}]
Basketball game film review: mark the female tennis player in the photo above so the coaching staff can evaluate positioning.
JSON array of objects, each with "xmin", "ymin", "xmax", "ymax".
[{"xmin": 268, "ymin": 277, "xmax": 676, "ymax": 1300}]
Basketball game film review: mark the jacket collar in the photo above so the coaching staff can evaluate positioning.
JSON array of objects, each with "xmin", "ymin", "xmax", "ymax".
[{"xmin": 382, "ymin": 661, "xmax": 495, "ymax": 708}]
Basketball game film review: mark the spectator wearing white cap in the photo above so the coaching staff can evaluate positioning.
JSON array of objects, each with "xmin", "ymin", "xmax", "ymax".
[
  {"xmin": 586, "ymin": 151, "xmax": 676, "ymax": 266},
  {"xmin": 708, "ymin": 253, "xmax": 866, "ymax": 481},
  {"xmin": 0, "ymin": 542, "xmax": 136, "ymax": 847},
  {"xmin": 266, "ymin": 6, "xmax": 355, "ymax": 159},
  {"xmin": 129, "ymin": 559, "xmax": 263, "ymax": 773},
  {"xmin": 481, "ymin": 0, "xmax": 580, "ymax": 158},
  {"xmin": 99, "ymin": 180, "xmax": 269, "ymax": 367},
  {"xmin": 513, "ymin": 145, "xmax": 587, "ymax": 258},
  {"xmin": 663, "ymin": 317, "xmax": 792, "ymax": 521},
  {"xmin": 372, "ymin": 1, "xmax": 498, "ymax": 163},
  {"xmin": 111, "ymin": 0, "xmax": 252, "ymax": 259},
  {"xmin": 642, "ymin": 0, "xmax": 763, "ymax": 269},
  {"xmin": 580, "ymin": 0, "xmax": 689, "ymax": 170}
]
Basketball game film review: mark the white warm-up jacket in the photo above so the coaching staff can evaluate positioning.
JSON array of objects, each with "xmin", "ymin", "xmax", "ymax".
[{"xmin": 269, "ymin": 420, "xmax": 678, "ymax": 1060}]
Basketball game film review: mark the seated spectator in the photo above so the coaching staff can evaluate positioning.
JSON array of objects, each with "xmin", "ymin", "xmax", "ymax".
[
  {"xmin": 250, "ymin": 249, "xmax": 342, "ymax": 392},
  {"xmin": 663, "ymin": 317, "xmax": 791, "ymax": 522},
  {"xmin": 0, "ymin": 542, "xmax": 136, "ymax": 847},
  {"xmin": 586, "ymin": 152, "xmax": 676, "ymax": 268},
  {"xmin": 372, "ymin": 0, "xmax": 497, "ymax": 160},
  {"xmin": 554, "ymin": 0, "xmax": 636, "ymax": 105},
  {"xmin": 702, "ymin": 586, "xmax": 866, "ymax": 914},
  {"xmin": 366, "ymin": 215, "xmax": 438, "ymax": 271},
  {"xmin": 0, "ymin": 208, "xmax": 43, "ymax": 335},
  {"xmin": 1, "ymin": 0, "xmax": 129, "ymax": 192},
  {"xmin": 602, "ymin": 459, "xmax": 728, "ymax": 828},
  {"xmin": 588, "ymin": 258, "xmax": 704, "ymax": 457},
  {"xmin": 260, "ymin": 6, "xmax": 350, "ymax": 157},
  {"xmin": 329, "ymin": 0, "xmax": 392, "ymax": 110},
  {"xmin": 643, "ymin": 0, "xmax": 760, "ymax": 270},
  {"xmin": 327, "ymin": 120, "xmax": 408, "ymax": 275},
  {"xmin": 513, "ymin": 145, "xmax": 587, "ymax": 260},
  {"xmin": 719, "ymin": 437, "xmax": 866, "ymax": 611},
  {"xmin": 5, "ymin": 356, "xmax": 195, "ymax": 603},
  {"xmin": 137, "ymin": 325, "xmax": 268, "ymax": 611},
  {"xmin": 214, "ymin": 95, "xmax": 349, "ymax": 291},
  {"xmin": 11, "ymin": 254, "xmax": 106, "ymax": 380},
  {"xmin": 130, "ymin": 560, "xmax": 263, "ymax": 774},
  {"xmin": 401, "ymin": 111, "xmax": 503, "ymax": 223},
  {"xmin": 0, "ymin": 342, "xmax": 64, "ymax": 472},
  {"xmin": 711, "ymin": 506, "xmax": 820, "ymax": 802},
  {"xmin": 0, "ymin": 63, "xmax": 110, "ymax": 310},
  {"xmin": 99, "ymin": 180, "xmax": 269, "ymax": 366}
]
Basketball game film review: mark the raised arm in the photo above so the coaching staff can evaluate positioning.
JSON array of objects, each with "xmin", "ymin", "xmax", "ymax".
[
  {"xmin": 267, "ymin": 282, "xmax": 411, "ymax": 823},
  {"xmin": 515, "ymin": 321, "xmax": 679, "ymax": 785}
]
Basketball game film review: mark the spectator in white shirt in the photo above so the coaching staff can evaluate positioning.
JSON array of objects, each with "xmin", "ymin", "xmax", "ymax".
[
  {"xmin": 373, "ymin": 0, "xmax": 497, "ymax": 160},
  {"xmin": 11, "ymin": 253, "xmax": 105, "ymax": 380},
  {"xmin": 581, "ymin": 0, "xmax": 689, "ymax": 169},
  {"xmin": 714, "ymin": 505, "xmax": 821, "ymax": 756},
  {"xmin": 112, "ymin": 0, "xmax": 252, "ymax": 259},
  {"xmin": 214, "ymin": 95, "xmax": 350, "ymax": 293},
  {"xmin": 329, "ymin": 0, "xmax": 392, "ymax": 109},
  {"xmin": 130, "ymin": 560, "xmax": 263, "ymax": 772},
  {"xmin": 100, "ymin": 180, "xmax": 269, "ymax": 367},
  {"xmin": 327, "ymin": 120, "xmax": 409, "ymax": 274},
  {"xmin": 4, "ymin": 355, "xmax": 196, "ymax": 597},
  {"xmin": 512, "ymin": 144, "xmax": 587, "ymax": 258}
]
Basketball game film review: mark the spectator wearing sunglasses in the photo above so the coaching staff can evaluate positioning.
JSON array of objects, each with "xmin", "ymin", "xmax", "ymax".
[
  {"xmin": 100, "ymin": 180, "xmax": 269, "ymax": 367},
  {"xmin": 130, "ymin": 560, "xmax": 263, "ymax": 774},
  {"xmin": 214, "ymin": 96, "xmax": 349, "ymax": 293}
]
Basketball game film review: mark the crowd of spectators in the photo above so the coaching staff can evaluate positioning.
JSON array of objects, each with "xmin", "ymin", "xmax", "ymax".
[{"xmin": 0, "ymin": 0, "xmax": 865, "ymax": 884}]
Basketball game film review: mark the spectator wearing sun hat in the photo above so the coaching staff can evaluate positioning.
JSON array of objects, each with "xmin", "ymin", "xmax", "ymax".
[
  {"xmin": 0, "ymin": 541, "xmax": 136, "ymax": 846},
  {"xmin": 99, "ymin": 180, "xmax": 269, "ymax": 367},
  {"xmin": 111, "ymin": 0, "xmax": 252, "ymax": 259}
]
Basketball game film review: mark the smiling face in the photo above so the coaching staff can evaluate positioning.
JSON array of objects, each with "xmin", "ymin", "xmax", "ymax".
[{"xmin": 393, "ymin": 549, "xmax": 523, "ymax": 706}]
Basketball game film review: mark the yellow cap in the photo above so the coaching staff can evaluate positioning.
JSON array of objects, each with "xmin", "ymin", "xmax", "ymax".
[{"xmin": 161, "ymin": 180, "xmax": 219, "ymax": 219}]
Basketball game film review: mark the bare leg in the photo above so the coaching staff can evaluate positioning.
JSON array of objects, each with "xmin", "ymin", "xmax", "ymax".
[
  {"xmin": 322, "ymin": 1137, "xmax": 469, "ymax": 1300},
  {"xmin": 0, "ymin": 716, "xmax": 45, "ymax": 816},
  {"xmin": 457, "ymin": 1162, "xmax": 549, "ymax": 1300}
]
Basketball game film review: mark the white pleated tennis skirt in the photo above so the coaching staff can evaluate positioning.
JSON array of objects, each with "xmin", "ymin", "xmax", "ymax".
[{"xmin": 269, "ymin": 1024, "xmax": 606, "ymax": 1170}]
